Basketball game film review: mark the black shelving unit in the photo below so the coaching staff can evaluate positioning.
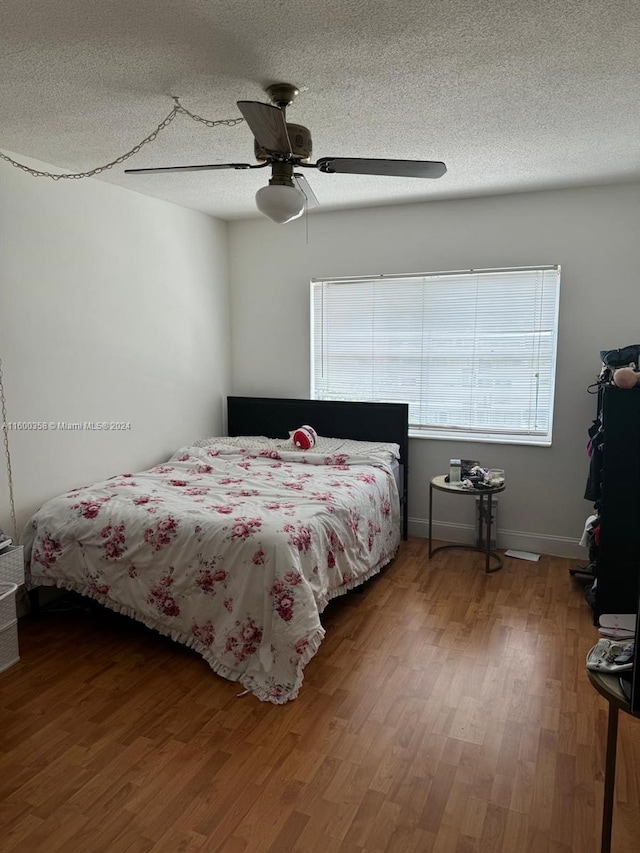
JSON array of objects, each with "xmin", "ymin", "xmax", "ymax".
[{"xmin": 594, "ymin": 386, "xmax": 640, "ymax": 618}]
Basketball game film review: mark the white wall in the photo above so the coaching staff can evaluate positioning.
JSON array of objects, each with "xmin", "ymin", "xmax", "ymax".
[
  {"xmin": 229, "ymin": 183, "xmax": 640, "ymax": 557},
  {"xmin": 0, "ymin": 157, "xmax": 230, "ymax": 535}
]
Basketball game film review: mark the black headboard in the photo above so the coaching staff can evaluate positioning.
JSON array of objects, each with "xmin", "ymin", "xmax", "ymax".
[{"xmin": 227, "ymin": 396, "xmax": 409, "ymax": 540}]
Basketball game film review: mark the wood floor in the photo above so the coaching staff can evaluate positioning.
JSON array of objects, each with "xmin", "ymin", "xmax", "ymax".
[{"xmin": 1, "ymin": 538, "xmax": 639, "ymax": 853}]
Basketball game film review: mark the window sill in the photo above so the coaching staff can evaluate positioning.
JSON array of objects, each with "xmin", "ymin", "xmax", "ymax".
[{"xmin": 409, "ymin": 430, "xmax": 552, "ymax": 447}]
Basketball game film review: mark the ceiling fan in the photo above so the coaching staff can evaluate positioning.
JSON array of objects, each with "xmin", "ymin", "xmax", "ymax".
[{"xmin": 125, "ymin": 83, "xmax": 447, "ymax": 224}]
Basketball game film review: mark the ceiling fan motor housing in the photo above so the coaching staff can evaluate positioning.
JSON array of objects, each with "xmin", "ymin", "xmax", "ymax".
[{"xmin": 254, "ymin": 123, "xmax": 312, "ymax": 162}]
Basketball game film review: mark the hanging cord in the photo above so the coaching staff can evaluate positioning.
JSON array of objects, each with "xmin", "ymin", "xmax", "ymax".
[
  {"xmin": 0, "ymin": 358, "xmax": 18, "ymax": 541},
  {"xmin": 0, "ymin": 97, "xmax": 245, "ymax": 180}
]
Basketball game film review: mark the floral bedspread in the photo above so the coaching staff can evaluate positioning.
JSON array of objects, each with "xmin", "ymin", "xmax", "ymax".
[{"xmin": 23, "ymin": 439, "xmax": 400, "ymax": 702}]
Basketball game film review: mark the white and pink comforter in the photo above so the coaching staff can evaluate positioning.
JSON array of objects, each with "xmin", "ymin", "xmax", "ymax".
[{"xmin": 23, "ymin": 438, "xmax": 400, "ymax": 702}]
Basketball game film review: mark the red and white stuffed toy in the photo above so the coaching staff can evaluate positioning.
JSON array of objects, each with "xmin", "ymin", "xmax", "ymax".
[{"xmin": 292, "ymin": 425, "xmax": 317, "ymax": 450}]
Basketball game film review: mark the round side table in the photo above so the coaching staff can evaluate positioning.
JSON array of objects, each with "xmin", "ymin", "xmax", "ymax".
[
  {"xmin": 428, "ymin": 474, "xmax": 505, "ymax": 573},
  {"xmin": 588, "ymin": 670, "xmax": 639, "ymax": 853}
]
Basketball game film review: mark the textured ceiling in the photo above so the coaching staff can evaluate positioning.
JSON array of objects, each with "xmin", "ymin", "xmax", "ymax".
[{"xmin": 1, "ymin": 0, "xmax": 639, "ymax": 220}]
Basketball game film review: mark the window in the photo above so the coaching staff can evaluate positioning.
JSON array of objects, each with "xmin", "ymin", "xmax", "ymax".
[{"xmin": 311, "ymin": 266, "xmax": 560, "ymax": 445}]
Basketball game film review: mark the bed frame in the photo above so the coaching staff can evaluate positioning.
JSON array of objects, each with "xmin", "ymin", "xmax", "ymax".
[{"xmin": 227, "ymin": 396, "xmax": 409, "ymax": 539}]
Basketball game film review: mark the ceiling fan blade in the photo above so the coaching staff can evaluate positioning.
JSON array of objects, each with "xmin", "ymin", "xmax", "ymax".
[
  {"xmin": 124, "ymin": 162, "xmax": 266, "ymax": 175},
  {"xmin": 293, "ymin": 173, "xmax": 320, "ymax": 209},
  {"xmin": 237, "ymin": 100, "xmax": 291, "ymax": 153},
  {"xmin": 314, "ymin": 157, "xmax": 447, "ymax": 179}
]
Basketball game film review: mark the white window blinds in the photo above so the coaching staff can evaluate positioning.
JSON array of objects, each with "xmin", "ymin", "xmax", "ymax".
[{"xmin": 311, "ymin": 266, "xmax": 560, "ymax": 445}]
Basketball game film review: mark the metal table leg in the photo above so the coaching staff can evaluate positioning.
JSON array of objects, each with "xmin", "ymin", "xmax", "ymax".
[
  {"xmin": 485, "ymin": 492, "xmax": 492, "ymax": 574},
  {"xmin": 601, "ymin": 702, "xmax": 619, "ymax": 853},
  {"xmin": 428, "ymin": 481, "xmax": 433, "ymax": 557},
  {"xmin": 478, "ymin": 491, "xmax": 502, "ymax": 573}
]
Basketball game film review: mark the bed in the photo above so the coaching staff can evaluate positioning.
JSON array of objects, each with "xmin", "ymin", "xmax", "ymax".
[{"xmin": 24, "ymin": 397, "xmax": 409, "ymax": 703}]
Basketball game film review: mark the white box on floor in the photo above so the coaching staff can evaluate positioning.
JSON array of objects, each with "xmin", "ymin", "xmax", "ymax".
[
  {"xmin": 0, "ymin": 619, "xmax": 19, "ymax": 673},
  {"xmin": 0, "ymin": 545, "xmax": 25, "ymax": 586},
  {"xmin": 0, "ymin": 581, "xmax": 18, "ymax": 628},
  {"xmin": 0, "ymin": 582, "xmax": 19, "ymax": 672}
]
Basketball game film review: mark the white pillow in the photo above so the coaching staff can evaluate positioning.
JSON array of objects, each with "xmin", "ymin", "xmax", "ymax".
[
  {"xmin": 311, "ymin": 436, "xmax": 400, "ymax": 463},
  {"xmin": 192, "ymin": 435, "xmax": 289, "ymax": 451},
  {"xmin": 193, "ymin": 434, "xmax": 400, "ymax": 464}
]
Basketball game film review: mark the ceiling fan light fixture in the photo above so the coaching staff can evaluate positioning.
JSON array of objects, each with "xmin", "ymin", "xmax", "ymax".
[
  {"xmin": 255, "ymin": 183, "xmax": 305, "ymax": 224},
  {"xmin": 119, "ymin": 85, "xmax": 447, "ymax": 217}
]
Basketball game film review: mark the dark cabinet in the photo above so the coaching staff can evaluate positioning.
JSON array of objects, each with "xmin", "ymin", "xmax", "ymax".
[{"xmin": 595, "ymin": 386, "xmax": 640, "ymax": 617}]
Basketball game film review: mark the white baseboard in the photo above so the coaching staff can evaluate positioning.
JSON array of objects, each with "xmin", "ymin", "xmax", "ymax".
[{"xmin": 408, "ymin": 518, "xmax": 586, "ymax": 560}]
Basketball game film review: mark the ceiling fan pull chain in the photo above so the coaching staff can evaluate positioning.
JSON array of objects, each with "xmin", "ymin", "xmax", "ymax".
[{"xmin": 0, "ymin": 98, "xmax": 245, "ymax": 180}]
